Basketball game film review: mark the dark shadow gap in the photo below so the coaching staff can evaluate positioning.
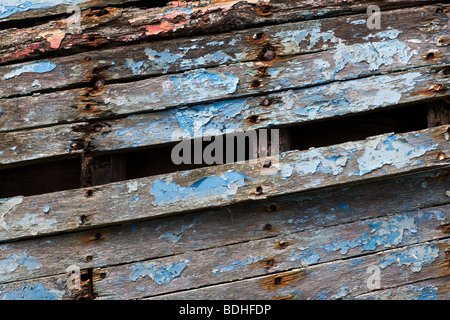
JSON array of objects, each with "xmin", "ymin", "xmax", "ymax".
[{"xmin": 0, "ymin": 101, "xmax": 434, "ymax": 198}]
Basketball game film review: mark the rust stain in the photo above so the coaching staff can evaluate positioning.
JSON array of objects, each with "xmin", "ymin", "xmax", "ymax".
[
  {"xmin": 272, "ymin": 295, "xmax": 295, "ymax": 300},
  {"xmin": 255, "ymin": 2, "xmax": 272, "ymax": 16},
  {"xmin": 251, "ymin": 256, "xmax": 279, "ymax": 270},
  {"xmin": 259, "ymin": 270, "xmax": 304, "ymax": 291},
  {"xmin": 273, "ymin": 239, "xmax": 290, "ymax": 249},
  {"xmin": 436, "ymin": 36, "xmax": 450, "ymax": 47},
  {"xmin": 412, "ymin": 84, "xmax": 447, "ymax": 96},
  {"xmin": 438, "ymin": 223, "xmax": 450, "ymax": 234},
  {"xmin": 79, "ymin": 230, "xmax": 112, "ymax": 245},
  {"xmin": 422, "ymin": 51, "xmax": 440, "ymax": 61}
]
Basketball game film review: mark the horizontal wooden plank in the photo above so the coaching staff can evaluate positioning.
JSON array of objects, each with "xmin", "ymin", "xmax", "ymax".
[
  {"xmin": 0, "ymin": 1, "xmax": 439, "ymax": 65},
  {"xmin": 0, "ymin": 125, "xmax": 449, "ymax": 243},
  {"xmin": 1, "ymin": 3, "xmax": 448, "ymax": 99},
  {"xmin": 1, "ymin": 167, "xmax": 448, "ymax": 285},
  {"xmin": 1, "ymin": 5, "xmax": 449, "ymax": 133},
  {"xmin": 89, "ymin": 207, "xmax": 450, "ymax": 299},
  {"xmin": 148, "ymin": 239, "xmax": 449, "ymax": 300},
  {"xmin": 1, "ymin": 65, "xmax": 449, "ymax": 166},
  {"xmin": 355, "ymin": 277, "xmax": 449, "ymax": 300},
  {"xmin": 2, "ymin": 237, "xmax": 446, "ymax": 299}
]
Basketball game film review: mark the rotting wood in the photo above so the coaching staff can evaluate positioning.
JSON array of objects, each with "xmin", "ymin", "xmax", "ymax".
[
  {"xmin": 146, "ymin": 239, "xmax": 449, "ymax": 300},
  {"xmin": 1, "ymin": 167, "xmax": 448, "ymax": 285},
  {"xmin": 0, "ymin": 125, "xmax": 449, "ymax": 243},
  {"xmin": 0, "ymin": 1, "xmax": 441, "ymax": 65},
  {"xmin": 1, "ymin": 65, "xmax": 449, "ymax": 167},
  {"xmin": 0, "ymin": 4, "xmax": 448, "ymax": 99}
]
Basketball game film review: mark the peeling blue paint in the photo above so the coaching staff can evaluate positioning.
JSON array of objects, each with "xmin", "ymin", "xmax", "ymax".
[
  {"xmin": 125, "ymin": 59, "xmax": 145, "ymax": 74},
  {"xmin": 128, "ymin": 260, "xmax": 187, "ymax": 285},
  {"xmin": 4, "ymin": 61, "xmax": 56, "ymax": 79},
  {"xmin": 0, "ymin": 252, "xmax": 42, "ymax": 279},
  {"xmin": 212, "ymin": 256, "xmax": 263, "ymax": 274},
  {"xmin": 290, "ymin": 248, "xmax": 321, "ymax": 265},
  {"xmin": 363, "ymin": 214, "xmax": 417, "ymax": 251},
  {"xmin": 2, "ymin": 282, "xmax": 63, "ymax": 300},
  {"xmin": 333, "ymin": 39, "xmax": 413, "ymax": 74},
  {"xmin": 0, "ymin": 0, "xmax": 84, "ymax": 19},
  {"xmin": 356, "ymin": 134, "xmax": 435, "ymax": 176},
  {"xmin": 379, "ymin": 244, "xmax": 439, "ymax": 272},
  {"xmin": 169, "ymin": 69, "xmax": 239, "ymax": 99},
  {"xmin": 150, "ymin": 171, "xmax": 247, "ymax": 206},
  {"xmin": 43, "ymin": 204, "xmax": 50, "ymax": 213}
]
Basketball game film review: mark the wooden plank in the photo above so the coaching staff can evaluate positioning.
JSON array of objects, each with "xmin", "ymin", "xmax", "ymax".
[
  {"xmin": 1, "ymin": 167, "xmax": 448, "ymax": 285},
  {"xmin": 147, "ymin": 239, "xmax": 449, "ymax": 300},
  {"xmin": 0, "ymin": 202, "xmax": 447, "ymax": 299},
  {"xmin": 88, "ymin": 208, "xmax": 450, "ymax": 299},
  {"xmin": 0, "ymin": 4, "xmax": 448, "ymax": 99},
  {"xmin": 0, "ymin": 125, "xmax": 449, "ymax": 243},
  {"xmin": 1, "ymin": 65, "xmax": 449, "ymax": 167},
  {"xmin": 0, "ymin": 1, "xmax": 439, "ymax": 65},
  {"xmin": 1, "ymin": 5, "xmax": 449, "ymax": 133},
  {"xmin": 355, "ymin": 277, "xmax": 449, "ymax": 300}
]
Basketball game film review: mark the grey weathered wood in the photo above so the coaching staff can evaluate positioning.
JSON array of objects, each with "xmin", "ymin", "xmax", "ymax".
[
  {"xmin": 89, "ymin": 208, "xmax": 449, "ymax": 299},
  {"xmin": 147, "ymin": 239, "xmax": 449, "ymax": 300},
  {"xmin": 0, "ymin": 4, "xmax": 447, "ymax": 99},
  {"xmin": 0, "ymin": 126, "xmax": 449, "ymax": 243},
  {"xmin": 0, "ymin": 1, "xmax": 440, "ymax": 65},
  {"xmin": 1, "ymin": 167, "xmax": 448, "ymax": 285},
  {"xmin": 1, "ymin": 65, "xmax": 449, "ymax": 167}
]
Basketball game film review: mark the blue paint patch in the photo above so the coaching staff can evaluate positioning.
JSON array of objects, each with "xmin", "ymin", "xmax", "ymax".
[
  {"xmin": 0, "ymin": 252, "xmax": 42, "ymax": 279},
  {"xmin": 125, "ymin": 59, "xmax": 145, "ymax": 74},
  {"xmin": 363, "ymin": 214, "xmax": 417, "ymax": 251},
  {"xmin": 145, "ymin": 48, "xmax": 183, "ymax": 64},
  {"xmin": 128, "ymin": 260, "xmax": 187, "ymax": 285},
  {"xmin": 2, "ymin": 282, "xmax": 63, "ymax": 300},
  {"xmin": 150, "ymin": 171, "xmax": 247, "ymax": 206},
  {"xmin": 0, "ymin": 0, "xmax": 84, "ymax": 19},
  {"xmin": 212, "ymin": 256, "xmax": 263, "ymax": 273},
  {"xmin": 379, "ymin": 244, "xmax": 439, "ymax": 272},
  {"xmin": 4, "ymin": 61, "xmax": 56, "ymax": 79}
]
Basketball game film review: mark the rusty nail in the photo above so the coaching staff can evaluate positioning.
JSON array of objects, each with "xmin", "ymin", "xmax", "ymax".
[
  {"xmin": 94, "ymin": 125, "xmax": 103, "ymax": 132},
  {"xmin": 278, "ymin": 240, "xmax": 287, "ymax": 248},
  {"xmin": 84, "ymin": 104, "xmax": 93, "ymax": 111},
  {"xmin": 445, "ymin": 190, "xmax": 450, "ymax": 198},
  {"xmin": 84, "ymin": 56, "xmax": 92, "ymax": 62},
  {"xmin": 261, "ymin": 98, "xmax": 271, "ymax": 106},
  {"xmin": 94, "ymin": 78, "xmax": 105, "ymax": 90},
  {"xmin": 274, "ymin": 277, "xmax": 282, "ymax": 285},
  {"xmin": 263, "ymin": 223, "xmax": 272, "ymax": 231},
  {"xmin": 253, "ymin": 32, "xmax": 264, "ymax": 40},
  {"xmin": 85, "ymin": 255, "xmax": 93, "ymax": 262},
  {"xmin": 438, "ymin": 153, "xmax": 446, "ymax": 160},
  {"xmin": 80, "ymin": 215, "xmax": 88, "ymax": 225},
  {"xmin": 85, "ymin": 189, "xmax": 94, "ymax": 197},
  {"xmin": 251, "ymin": 79, "xmax": 261, "ymax": 88},
  {"xmin": 71, "ymin": 142, "xmax": 82, "ymax": 150}
]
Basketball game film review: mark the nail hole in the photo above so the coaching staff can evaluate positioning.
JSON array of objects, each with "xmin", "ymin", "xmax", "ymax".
[
  {"xmin": 71, "ymin": 142, "xmax": 82, "ymax": 150},
  {"xmin": 266, "ymin": 259, "xmax": 275, "ymax": 267},
  {"xmin": 442, "ymin": 68, "xmax": 450, "ymax": 76},
  {"xmin": 255, "ymin": 186, "xmax": 263, "ymax": 195},
  {"xmin": 85, "ymin": 255, "xmax": 93, "ymax": 262},
  {"xmin": 251, "ymin": 79, "xmax": 261, "ymax": 88},
  {"xmin": 100, "ymin": 272, "xmax": 107, "ymax": 279},
  {"xmin": 84, "ymin": 56, "xmax": 92, "ymax": 62},
  {"xmin": 84, "ymin": 104, "xmax": 93, "ymax": 111},
  {"xmin": 85, "ymin": 189, "xmax": 94, "ymax": 197},
  {"xmin": 278, "ymin": 240, "xmax": 288, "ymax": 248},
  {"xmin": 263, "ymin": 223, "xmax": 272, "ymax": 231},
  {"xmin": 436, "ymin": 7, "xmax": 445, "ymax": 14},
  {"xmin": 263, "ymin": 160, "xmax": 272, "ymax": 168},
  {"xmin": 80, "ymin": 215, "xmax": 88, "ymax": 225},
  {"xmin": 268, "ymin": 203, "xmax": 277, "ymax": 212},
  {"xmin": 274, "ymin": 276, "xmax": 282, "ymax": 285},
  {"xmin": 423, "ymin": 51, "xmax": 438, "ymax": 61},
  {"xmin": 88, "ymin": 34, "xmax": 96, "ymax": 42},
  {"xmin": 261, "ymin": 98, "xmax": 271, "ymax": 106},
  {"xmin": 253, "ymin": 32, "xmax": 264, "ymax": 40},
  {"xmin": 259, "ymin": 44, "xmax": 276, "ymax": 61},
  {"xmin": 247, "ymin": 115, "xmax": 260, "ymax": 124},
  {"xmin": 95, "ymin": 233, "xmax": 102, "ymax": 240}
]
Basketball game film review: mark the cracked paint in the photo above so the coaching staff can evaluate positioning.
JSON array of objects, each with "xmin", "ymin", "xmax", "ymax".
[
  {"xmin": 379, "ymin": 244, "xmax": 439, "ymax": 272},
  {"xmin": 128, "ymin": 260, "xmax": 187, "ymax": 285}
]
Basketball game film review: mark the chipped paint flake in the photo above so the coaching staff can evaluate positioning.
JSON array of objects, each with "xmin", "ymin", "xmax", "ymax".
[
  {"xmin": 4, "ymin": 61, "xmax": 56, "ymax": 80},
  {"xmin": 363, "ymin": 214, "xmax": 417, "ymax": 250},
  {"xmin": 0, "ymin": 0, "xmax": 84, "ymax": 19},
  {"xmin": 379, "ymin": 244, "xmax": 439, "ymax": 272},
  {"xmin": 128, "ymin": 260, "xmax": 187, "ymax": 285},
  {"xmin": 150, "ymin": 171, "xmax": 247, "ymax": 206},
  {"xmin": 355, "ymin": 134, "xmax": 434, "ymax": 176},
  {"xmin": 0, "ymin": 196, "xmax": 23, "ymax": 229},
  {"xmin": 0, "ymin": 252, "xmax": 42, "ymax": 281}
]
